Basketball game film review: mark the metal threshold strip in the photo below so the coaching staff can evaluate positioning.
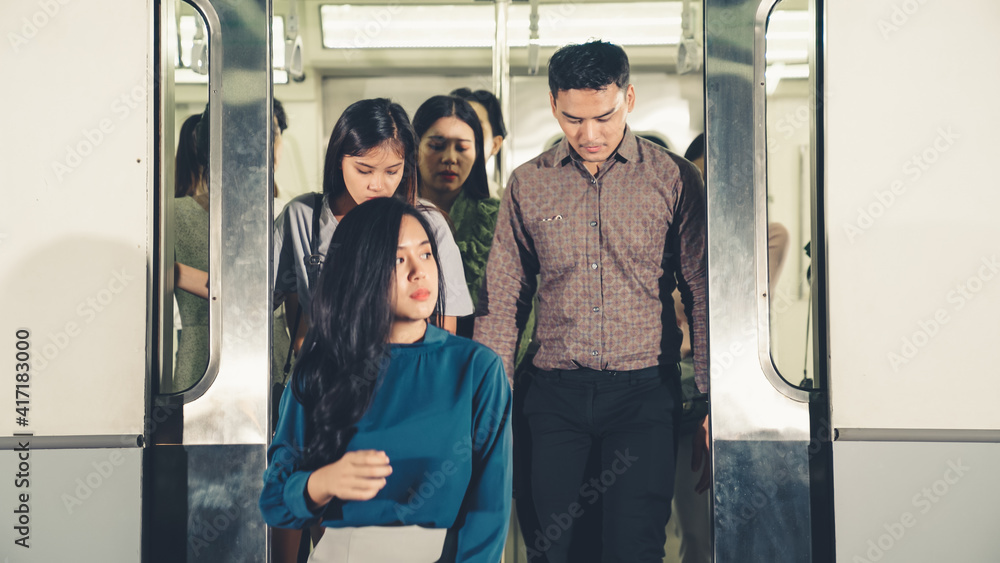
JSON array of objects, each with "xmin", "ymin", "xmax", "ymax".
[
  {"xmin": 835, "ymin": 428, "xmax": 1000, "ymax": 443},
  {"xmin": 0, "ymin": 435, "xmax": 143, "ymax": 449}
]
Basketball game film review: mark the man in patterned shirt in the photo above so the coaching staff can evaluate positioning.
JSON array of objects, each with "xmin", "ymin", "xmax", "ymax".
[{"xmin": 474, "ymin": 40, "xmax": 708, "ymax": 563}]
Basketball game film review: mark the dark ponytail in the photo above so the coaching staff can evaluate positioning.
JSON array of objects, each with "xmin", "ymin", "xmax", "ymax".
[{"xmin": 174, "ymin": 114, "xmax": 203, "ymax": 198}]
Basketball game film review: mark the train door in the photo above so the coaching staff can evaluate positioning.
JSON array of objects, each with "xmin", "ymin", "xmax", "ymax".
[
  {"xmin": 1, "ymin": 0, "xmax": 275, "ymax": 560},
  {"xmin": 823, "ymin": 1, "xmax": 1000, "ymax": 561},
  {"xmin": 705, "ymin": 0, "xmax": 1000, "ymax": 561},
  {"xmin": 1, "ymin": 0, "xmax": 152, "ymax": 558}
]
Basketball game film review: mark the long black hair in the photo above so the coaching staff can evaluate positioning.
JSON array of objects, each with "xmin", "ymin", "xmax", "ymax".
[
  {"xmin": 684, "ymin": 133, "xmax": 705, "ymax": 162},
  {"xmin": 174, "ymin": 114, "xmax": 204, "ymax": 198},
  {"xmin": 413, "ymin": 95, "xmax": 491, "ymax": 201},
  {"xmin": 322, "ymin": 98, "xmax": 418, "ymax": 205},
  {"xmin": 292, "ymin": 197, "xmax": 445, "ymax": 470}
]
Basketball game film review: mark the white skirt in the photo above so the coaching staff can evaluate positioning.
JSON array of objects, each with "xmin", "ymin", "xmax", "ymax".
[{"xmin": 307, "ymin": 525, "xmax": 448, "ymax": 563}]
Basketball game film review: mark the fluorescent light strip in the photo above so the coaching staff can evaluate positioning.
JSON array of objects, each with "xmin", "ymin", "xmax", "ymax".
[{"xmin": 321, "ymin": 3, "xmax": 683, "ymax": 49}]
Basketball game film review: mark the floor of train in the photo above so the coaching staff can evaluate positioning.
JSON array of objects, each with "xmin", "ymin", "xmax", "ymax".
[{"xmin": 503, "ymin": 501, "xmax": 685, "ymax": 563}]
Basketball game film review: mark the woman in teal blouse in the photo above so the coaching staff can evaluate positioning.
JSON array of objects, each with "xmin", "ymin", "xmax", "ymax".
[{"xmin": 260, "ymin": 197, "xmax": 511, "ymax": 562}]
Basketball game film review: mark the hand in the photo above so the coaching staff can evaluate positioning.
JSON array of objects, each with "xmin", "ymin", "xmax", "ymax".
[
  {"xmin": 691, "ymin": 416, "xmax": 711, "ymax": 494},
  {"xmin": 175, "ymin": 262, "xmax": 210, "ymax": 300},
  {"xmin": 306, "ymin": 450, "xmax": 392, "ymax": 508}
]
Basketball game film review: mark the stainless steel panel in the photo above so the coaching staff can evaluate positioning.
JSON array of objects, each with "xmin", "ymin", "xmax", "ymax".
[
  {"xmin": 706, "ymin": 0, "xmax": 815, "ymax": 559},
  {"xmin": 147, "ymin": 444, "xmax": 268, "ymax": 563},
  {"xmin": 0, "ymin": 447, "xmax": 142, "ymax": 560},
  {"xmin": 157, "ymin": 0, "xmax": 273, "ymax": 447},
  {"xmin": 714, "ymin": 440, "xmax": 812, "ymax": 562}
]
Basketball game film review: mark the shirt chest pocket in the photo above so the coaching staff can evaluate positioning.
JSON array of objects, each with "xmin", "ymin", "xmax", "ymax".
[
  {"xmin": 531, "ymin": 216, "xmax": 577, "ymax": 273},
  {"xmin": 610, "ymin": 195, "xmax": 670, "ymax": 265}
]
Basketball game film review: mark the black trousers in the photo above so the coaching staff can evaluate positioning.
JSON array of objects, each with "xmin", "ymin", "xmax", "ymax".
[{"xmin": 523, "ymin": 365, "xmax": 679, "ymax": 563}]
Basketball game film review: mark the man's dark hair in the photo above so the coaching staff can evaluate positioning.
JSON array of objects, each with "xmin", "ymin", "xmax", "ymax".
[
  {"xmin": 273, "ymin": 98, "xmax": 288, "ymax": 133},
  {"xmin": 684, "ymin": 133, "xmax": 705, "ymax": 162},
  {"xmin": 450, "ymin": 88, "xmax": 507, "ymax": 139},
  {"xmin": 547, "ymin": 40, "xmax": 630, "ymax": 98}
]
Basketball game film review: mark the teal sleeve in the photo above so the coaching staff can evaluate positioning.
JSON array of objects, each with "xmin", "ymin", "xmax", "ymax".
[
  {"xmin": 453, "ymin": 355, "xmax": 513, "ymax": 562},
  {"xmin": 259, "ymin": 386, "xmax": 325, "ymax": 529}
]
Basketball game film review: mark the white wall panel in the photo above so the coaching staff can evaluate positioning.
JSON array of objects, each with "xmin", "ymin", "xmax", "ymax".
[
  {"xmin": 827, "ymin": 0, "xmax": 1000, "ymax": 430},
  {"xmin": 0, "ymin": 0, "xmax": 150, "ymax": 437},
  {"xmin": 834, "ymin": 441, "xmax": 1000, "ymax": 563},
  {"xmin": 0, "ymin": 447, "xmax": 142, "ymax": 560}
]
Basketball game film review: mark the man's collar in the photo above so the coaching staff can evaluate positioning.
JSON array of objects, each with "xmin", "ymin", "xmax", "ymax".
[
  {"xmin": 616, "ymin": 125, "xmax": 638, "ymax": 163},
  {"xmin": 555, "ymin": 136, "xmax": 574, "ymax": 165},
  {"xmin": 556, "ymin": 125, "xmax": 637, "ymax": 166}
]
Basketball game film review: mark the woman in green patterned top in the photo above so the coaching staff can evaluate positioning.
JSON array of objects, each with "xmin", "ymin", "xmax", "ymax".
[{"xmin": 413, "ymin": 95, "xmax": 498, "ymax": 337}]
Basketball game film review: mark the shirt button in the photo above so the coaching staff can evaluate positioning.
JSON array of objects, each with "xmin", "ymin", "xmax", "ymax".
[
  {"xmin": 589, "ymin": 221, "xmax": 598, "ymax": 227},
  {"xmin": 591, "ymin": 263, "xmax": 598, "ymax": 270},
  {"xmin": 592, "ymin": 307, "xmax": 600, "ymax": 313},
  {"xmin": 591, "ymin": 178, "xmax": 597, "ymax": 184},
  {"xmin": 591, "ymin": 350, "xmax": 599, "ymax": 356}
]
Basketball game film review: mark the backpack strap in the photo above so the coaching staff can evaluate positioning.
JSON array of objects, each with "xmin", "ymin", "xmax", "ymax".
[
  {"xmin": 309, "ymin": 192, "xmax": 323, "ymax": 265},
  {"xmin": 282, "ymin": 193, "xmax": 326, "ymax": 380}
]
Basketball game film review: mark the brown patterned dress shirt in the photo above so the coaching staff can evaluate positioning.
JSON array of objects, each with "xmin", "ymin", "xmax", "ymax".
[{"xmin": 474, "ymin": 128, "xmax": 708, "ymax": 393}]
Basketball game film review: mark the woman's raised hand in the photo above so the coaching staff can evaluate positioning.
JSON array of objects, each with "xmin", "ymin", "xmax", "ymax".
[{"xmin": 306, "ymin": 450, "xmax": 393, "ymax": 508}]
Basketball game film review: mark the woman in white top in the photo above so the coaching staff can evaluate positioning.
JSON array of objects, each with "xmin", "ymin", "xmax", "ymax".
[{"xmin": 273, "ymin": 98, "xmax": 473, "ymax": 355}]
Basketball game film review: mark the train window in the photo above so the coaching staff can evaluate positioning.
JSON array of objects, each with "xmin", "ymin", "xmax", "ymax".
[
  {"xmin": 168, "ymin": 1, "xmax": 283, "ymax": 395},
  {"xmin": 165, "ymin": 2, "xmax": 212, "ymax": 395},
  {"xmin": 764, "ymin": 1, "xmax": 817, "ymax": 389}
]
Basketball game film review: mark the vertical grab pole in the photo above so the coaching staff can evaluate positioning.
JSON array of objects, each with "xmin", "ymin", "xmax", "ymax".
[{"xmin": 493, "ymin": 0, "xmax": 511, "ymax": 191}]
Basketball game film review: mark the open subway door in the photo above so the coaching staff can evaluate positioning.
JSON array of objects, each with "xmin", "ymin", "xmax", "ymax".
[
  {"xmin": 707, "ymin": 0, "xmax": 1000, "ymax": 561},
  {"xmin": 825, "ymin": 1, "xmax": 1000, "ymax": 561},
  {"xmin": 1, "ymin": 0, "xmax": 273, "ymax": 560},
  {"xmin": 0, "ymin": 0, "xmax": 151, "ymax": 558}
]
